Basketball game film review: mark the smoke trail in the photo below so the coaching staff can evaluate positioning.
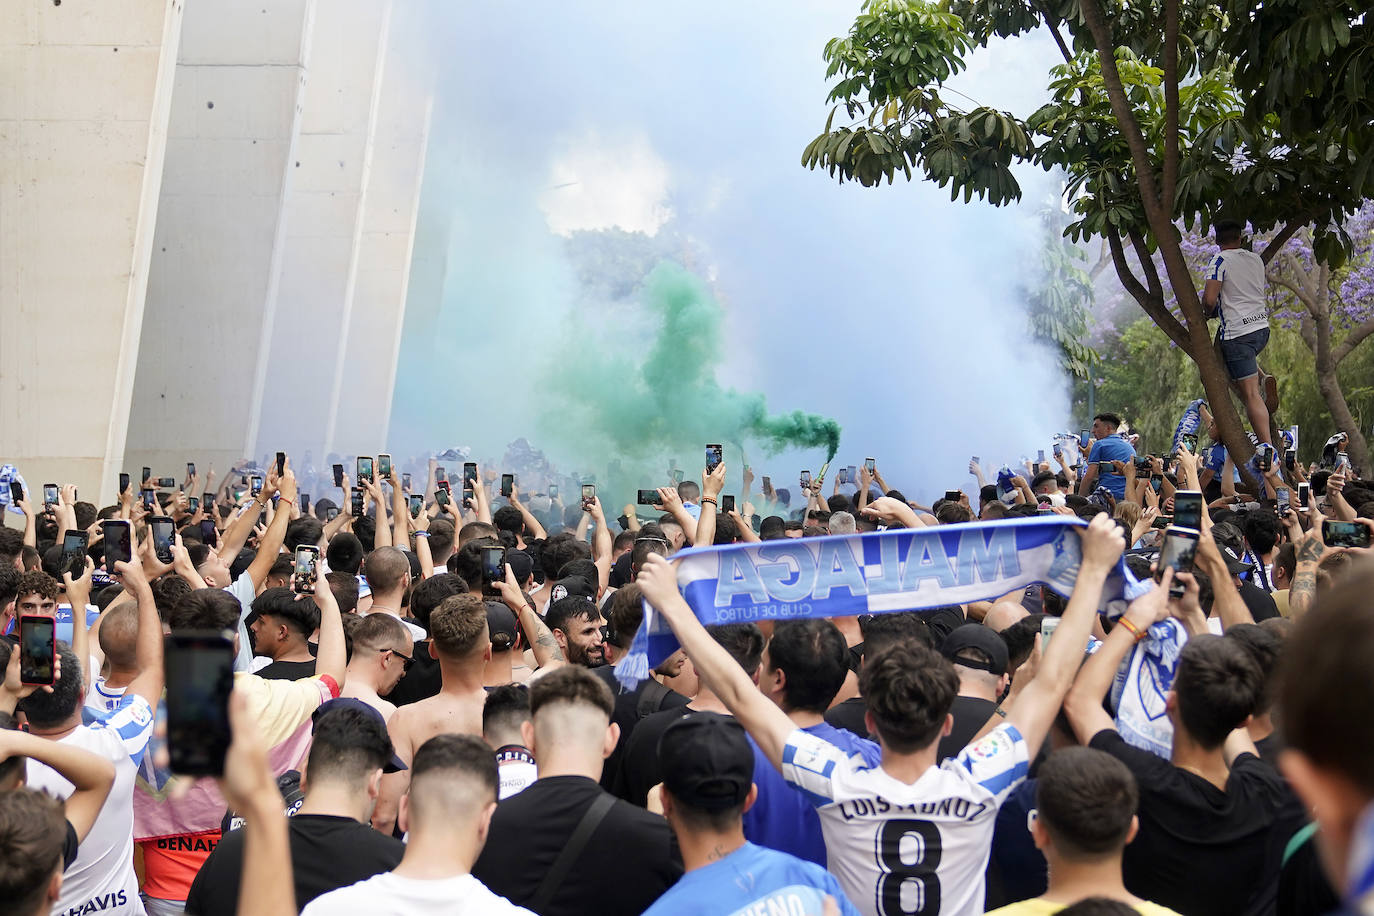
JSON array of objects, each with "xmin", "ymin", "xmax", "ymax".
[{"xmin": 539, "ymin": 260, "xmax": 840, "ymax": 469}]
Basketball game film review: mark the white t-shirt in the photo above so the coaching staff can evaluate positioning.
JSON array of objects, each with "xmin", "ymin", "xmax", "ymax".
[
  {"xmin": 82, "ymin": 674, "xmax": 128, "ymax": 719},
  {"xmin": 302, "ymin": 871, "xmax": 535, "ymax": 916},
  {"xmin": 226, "ymin": 573, "xmax": 259, "ymax": 672},
  {"xmin": 1206, "ymin": 248, "xmax": 1268, "ymax": 339},
  {"xmin": 780, "ymin": 722, "xmax": 1029, "ymax": 916},
  {"xmin": 495, "ymin": 747, "xmax": 537, "ymax": 800},
  {"xmin": 27, "ymin": 693, "xmax": 156, "ymax": 916}
]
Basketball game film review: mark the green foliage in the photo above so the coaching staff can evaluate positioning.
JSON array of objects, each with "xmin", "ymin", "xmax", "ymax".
[{"xmin": 1025, "ymin": 205, "xmax": 1101, "ymax": 378}]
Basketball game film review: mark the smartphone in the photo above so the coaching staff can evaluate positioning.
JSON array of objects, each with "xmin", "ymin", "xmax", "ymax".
[
  {"xmin": 436, "ymin": 466, "xmax": 447, "ymax": 483},
  {"xmin": 439, "ymin": 479, "xmax": 452, "ymax": 494},
  {"xmin": 800, "ymin": 470, "xmax": 812, "ymax": 488},
  {"xmin": 501, "ymin": 474, "xmax": 515, "ymax": 498},
  {"xmin": 59, "ymin": 531, "xmax": 89, "ymax": 578},
  {"xmin": 402, "ymin": 472, "xmax": 412, "ymax": 491},
  {"xmin": 548, "ymin": 484, "xmax": 559, "ymax": 500},
  {"xmin": 325, "ymin": 507, "xmax": 340, "ymax": 522},
  {"xmin": 187, "ymin": 462, "xmax": 196, "ymax": 480},
  {"xmin": 762, "ymin": 476, "xmax": 772, "ymax": 490},
  {"xmin": 1324, "ymin": 520, "xmax": 1371, "ymax": 549},
  {"xmin": 1285, "ymin": 449, "xmax": 1297, "ymax": 471},
  {"xmin": 944, "ymin": 490, "xmax": 961, "ymax": 503},
  {"xmin": 435, "ymin": 488, "xmax": 450, "ymax": 507},
  {"xmin": 296, "ymin": 493, "xmax": 308, "ymax": 514},
  {"xmin": 120, "ymin": 473, "xmax": 131, "ymax": 495},
  {"xmin": 1297, "ymin": 481, "xmax": 1312, "ymax": 510},
  {"xmin": 1096, "ymin": 462, "xmax": 1117, "ymax": 474},
  {"xmin": 461, "ymin": 483, "xmax": 474, "ymax": 508},
  {"xmin": 276, "ymin": 451, "xmax": 286, "ymax": 477},
  {"xmin": 18, "ymin": 616, "xmax": 56, "ymax": 686},
  {"xmin": 1276, "ymin": 488, "xmax": 1291, "ymax": 514},
  {"xmin": 474, "ymin": 546, "xmax": 503, "ymax": 585},
  {"xmin": 142, "ymin": 466, "xmax": 152, "ymax": 484},
  {"xmin": 8, "ymin": 481, "xmax": 22, "ymax": 504},
  {"xmin": 102, "ymin": 519, "xmax": 134, "ymax": 567},
  {"xmin": 837, "ymin": 468, "xmax": 848, "ymax": 485},
  {"xmin": 1037, "ymin": 449, "xmax": 1046, "ymax": 463},
  {"xmin": 351, "ymin": 487, "xmax": 365, "ymax": 517},
  {"xmin": 333, "ymin": 464, "xmax": 345, "ymax": 488},
  {"xmin": 357, "ymin": 456, "xmax": 374, "ymax": 485},
  {"xmin": 1181, "ymin": 433, "xmax": 1199, "ymax": 453},
  {"xmin": 1152, "ymin": 514, "xmax": 1173, "ymax": 529},
  {"xmin": 42, "ymin": 484, "xmax": 58, "ymax": 506},
  {"xmin": 200, "ymin": 519, "xmax": 219, "ymax": 545},
  {"xmin": 672, "ymin": 469, "xmax": 685, "ymax": 485},
  {"xmin": 1173, "ymin": 490, "xmax": 1203, "ymax": 529},
  {"xmin": 458, "ymin": 462, "xmax": 476, "ymax": 486},
  {"xmin": 706, "ymin": 444, "xmax": 723, "ymax": 473},
  {"xmin": 1257, "ymin": 448, "xmax": 1273, "ymax": 472},
  {"xmin": 637, "ymin": 489, "xmax": 659, "ymax": 506},
  {"xmin": 151, "ymin": 516, "xmax": 176, "ymax": 564},
  {"xmin": 1336, "ymin": 452, "xmax": 1352, "ymax": 474},
  {"xmin": 378, "ymin": 454, "xmax": 392, "ymax": 479},
  {"xmin": 1079, "ymin": 430, "xmax": 1090, "ymax": 448},
  {"xmin": 1158, "ymin": 526, "xmax": 1201, "ymax": 596},
  {"xmin": 864, "ymin": 458, "xmax": 876, "ymax": 473},
  {"xmin": 408, "ymin": 494, "xmax": 423, "ymax": 518},
  {"xmin": 141, "ymin": 489, "xmax": 156, "ymax": 511},
  {"xmin": 1039, "ymin": 615, "xmax": 1060, "ymax": 649},
  {"xmin": 293, "ymin": 545, "xmax": 320, "ymax": 595},
  {"xmin": 1053, "ymin": 444, "xmax": 1063, "ymax": 459},
  {"xmin": 581, "ymin": 483, "xmax": 596, "ymax": 508},
  {"xmin": 250, "ymin": 476, "xmax": 263, "ymax": 497},
  {"xmin": 156, "ymin": 477, "xmax": 176, "ymax": 489},
  {"xmin": 165, "ymin": 630, "xmax": 235, "ymax": 776},
  {"xmin": 202, "ymin": 491, "xmax": 214, "ymax": 509},
  {"xmin": 721, "ymin": 495, "xmax": 736, "ymax": 514},
  {"xmin": 847, "ymin": 465, "xmax": 857, "ymax": 484}
]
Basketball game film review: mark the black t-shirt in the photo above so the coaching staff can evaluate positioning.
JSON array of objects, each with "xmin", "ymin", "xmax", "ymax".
[
  {"xmin": 1090, "ymin": 729, "xmax": 1288, "ymax": 916},
  {"xmin": 254, "ymin": 658, "xmax": 317, "ymax": 681},
  {"xmin": 936, "ymin": 695, "xmax": 999, "ymax": 762},
  {"xmin": 472, "ymin": 775, "xmax": 682, "ymax": 916},
  {"xmin": 614, "ymin": 705, "xmax": 696, "ymax": 806},
  {"xmin": 1238, "ymin": 579, "xmax": 1280, "ymax": 622},
  {"xmin": 591, "ymin": 666, "xmax": 689, "ymax": 792},
  {"xmin": 186, "ymin": 814, "xmax": 403, "ymax": 916},
  {"xmin": 386, "ymin": 639, "xmax": 442, "ymax": 707},
  {"xmin": 823, "ymin": 696, "xmax": 871, "ymax": 740}
]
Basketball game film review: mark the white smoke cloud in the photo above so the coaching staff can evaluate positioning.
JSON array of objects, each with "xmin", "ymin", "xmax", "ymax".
[{"xmin": 539, "ymin": 131, "xmax": 673, "ymax": 237}]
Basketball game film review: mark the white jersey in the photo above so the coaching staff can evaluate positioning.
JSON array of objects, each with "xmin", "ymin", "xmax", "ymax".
[
  {"xmin": 82, "ymin": 674, "xmax": 128, "ymax": 719},
  {"xmin": 302, "ymin": 872, "xmax": 534, "ymax": 916},
  {"xmin": 1206, "ymin": 248, "xmax": 1268, "ymax": 340},
  {"xmin": 780, "ymin": 722, "xmax": 1029, "ymax": 916},
  {"xmin": 27, "ymin": 693, "xmax": 156, "ymax": 916}
]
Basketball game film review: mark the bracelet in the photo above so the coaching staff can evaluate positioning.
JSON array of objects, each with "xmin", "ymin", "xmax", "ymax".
[
  {"xmin": 415, "ymin": 531, "xmax": 430, "ymax": 538},
  {"xmin": 1117, "ymin": 617, "xmax": 1148, "ymax": 642},
  {"xmin": 701, "ymin": 497, "xmax": 718, "ymax": 506}
]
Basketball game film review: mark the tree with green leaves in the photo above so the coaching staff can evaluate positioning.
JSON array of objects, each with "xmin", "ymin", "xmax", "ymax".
[
  {"xmin": 1025, "ymin": 201, "xmax": 1102, "ymax": 380},
  {"xmin": 802, "ymin": 0, "xmax": 1374, "ymax": 472}
]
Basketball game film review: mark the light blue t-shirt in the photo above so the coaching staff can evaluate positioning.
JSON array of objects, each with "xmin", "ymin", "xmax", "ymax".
[
  {"xmin": 743, "ymin": 722, "xmax": 880, "ymax": 867},
  {"xmin": 1088, "ymin": 434, "xmax": 1136, "ymax": 499},
  {"xmin": 642, "ymin": 841, "xmax": 860, "ymax": 916}
]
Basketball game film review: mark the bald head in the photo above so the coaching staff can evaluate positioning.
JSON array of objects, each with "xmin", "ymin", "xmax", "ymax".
[
  {"xmin": 983, "ymin": 601, "xmax": 1028, "ymax": 633},
  {"xmin": 98, "ymin": 602, "xmax": 140, "ymax": 672},
  {"xmin": 364, "ymin": 547, "xmax": 410, "ymax": 594}
]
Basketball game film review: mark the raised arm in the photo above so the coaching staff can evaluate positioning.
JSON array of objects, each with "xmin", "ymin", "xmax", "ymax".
[
  {"xmin": 1007, "ymin": 514, "xmax": 1124, "ymax": 760},
  {"xmin": 115, "ymin": 560, "xmax": 164, "ymax": 710},
  {"xmin": 655, "ymin": 487, "xmax": 698, "ymax": 545},
  {"xmin": 586, "ymin": 497, "xmax": 613, "ymax": 594},
  {"xmin": 637, "ymin": 554, "xmax": 796, "ymax": 770},
  {"xmin": 694, "ymin": 464, "xmax": 727, "ymax": 549},
  {"xmin": 220, "ymin": 691, "xmax": 297, "ymax": 916},
  {"xmin": 242, "ymin": 467, "xmax": 296, "ymax": 592},
  {"xmin": 495, "ymin": 564, "xmax": 564, "ymax": 669},
  {"xmin": 311, "ymin": 573, "xmax": 346, "ymax": 687},
  {"xmin": 508, "ymin": 487, "xmax": 546, "ymax": 541},
  {"xmin": 366, "ymin": 478, "xmax": 391, "ymax": 549},
  {"xmin": 63, "ymin": 558, "xmax": 96, "ymax": 690},
  {"xmin": 390, "ymin": 464, "xmax": 408, "ymax": 549},
  {"xmin": 0, "ymin": 727, "xmax": 115, "ymax": 843}
]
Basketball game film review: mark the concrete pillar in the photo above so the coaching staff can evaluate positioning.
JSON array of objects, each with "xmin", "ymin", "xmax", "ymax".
[
  {"xmin": 250, "ymin": 0, "xmax": 391, "ymax": 467},
  {"xmin": 0, "ymin": 0, "xmax": 185, "ymax": 507},
  {"xmin": 125, "ymin": 0, "xmax": 316, "ymax": 487}
]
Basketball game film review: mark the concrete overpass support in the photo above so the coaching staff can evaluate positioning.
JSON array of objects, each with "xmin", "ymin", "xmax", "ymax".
[
  {"xmin": 125, "ymin": 0, "xmax": 316, "ymax": 485},
  {"xmin": 0, "ymin": 0, "xmax": 184, "ymax": 506}
]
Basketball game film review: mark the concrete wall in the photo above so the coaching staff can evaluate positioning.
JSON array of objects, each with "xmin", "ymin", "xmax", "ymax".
[
  {"xmin": 0, "ymin": 0, "xmax": 185, "ymax": 507},
  {"xmin": 125, "ymin": 0, "xmax": 316, "ymax": 487}
]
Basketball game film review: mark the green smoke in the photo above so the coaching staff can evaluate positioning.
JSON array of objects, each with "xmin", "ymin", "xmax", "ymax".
[{"xmin": 539, "ymin": 260, "xmax": 841, "ymax": 471}]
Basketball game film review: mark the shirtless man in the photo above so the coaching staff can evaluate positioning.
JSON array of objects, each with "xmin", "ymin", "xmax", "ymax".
[
  {"xmin": 373, "ymin": 593, "xmax": 490, "ymax": 834},
  {"xmin": 340, "ymin": 613, "xmax": 414, "ymax": 721}
]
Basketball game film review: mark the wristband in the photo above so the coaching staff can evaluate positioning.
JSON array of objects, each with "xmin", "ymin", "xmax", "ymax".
[
  {"xmin": 415, "ymin": 531, "xmax": 430, "ymax": 538},
  {"xmin": 701, "ymin": 497, "xmax": 718, "ymax": 506},
  {"xmin": 1117, "ymin": 617, "xmax": 1148, "ymax": 642}
]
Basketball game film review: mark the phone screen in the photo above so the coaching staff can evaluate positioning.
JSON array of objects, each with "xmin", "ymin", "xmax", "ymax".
[
  {"xmin": 1297, "ymin": 482, "xmax": 1311, "ymax": 508},
  {"xmin": 436, "ymin": 466, "xmax": 447, "ymax": 483},
  {"xmin": 481, "ymin": 546, "xmax": 504, "ymax": 582},
  {"xmin": 721, "ymin": 495, "xmax": 736, "ymax": 513},
  {"xmin": 548, "ymin": 484, "xmax": 559, "ymax": 500},
  {"xmin": 200, "ymin": 519, "xmax": 219, "ymax": 546},
  {"xmin": 299, "ymin": 493, "xmax": 309, "ymax": 515},
  {"xmin": 582, "ymin": 484, "xmax": 596, "ymax": 502},
  {"xmin": 102, "ymin": 521, "xmax": 133, "ymax": 567},
  {"xmin": 403, "ymin": 494, "xmax": 421, "ymax": 519},
  {"xmin": 325, "ymin": 507, "xmax": 340, "ymax": 521},
  {"xmin": 1276, "ymin": 488, "xmax": 1290, "ymax": 511},
  {"xmin": 250, "ymin": 476, "xmax": 263, "ymax": 497},
  {"xmin": 402, "ymin": 472, "xmax": 412, "ymax": 491},
  {"xmin": 120, "ymin": 473, "xmax": 131, "ymax": 494},
  {"xmin": 501, "ymin": 474, "xmax": 515, "ymax": 498},
  {"xmin": 378, "ymin": 454, "xmax": 392, "ymax": 479},
  {"xmin": 357, "ymin": 457, "xmax": 374, "ymax": 484},
  {"xmin": 351, "ymin": 488, "xmax": 365, "ymax": 517},
  {"xmin": 637, "ymin": 489, "xmax": 658, "ymax": 505},
  {"xmin": 1039, "ymin": 616, "xmax": 1060, "ymax": 649},
  {"xmin": 61, "ymin": 532, "xmax": 88, "ymax": 577},
  {"xmin": 435, "ymin": 489, "xmax": 450, "ymax": 507},
  {"xmin": 705, "ymin": 444, "xmax": 723, "ymax": 472},
  {"xmin": 19, "ymin": 616, "xmax": 56, "ymax": 686},
  {"xmin": 187, "ymin": 462, "xmax": 196, "ymax": 479},
  {"xmin": 864, "ymin": 458, "xmax": 876, "ymax": 473},
  {"xmin": 43, "ymin": 484, "xmax": 58, "ymax": 505},
  {"xmin": 1079, "ymin": 430, "xmax": 1090, "ymax": 448},
  {"xmin": 142, "ymin": 467, "xmax": 152, "ymax": 484},
  {"xmin": 293, "ymin": 547, "xmax": 319, "ymax": 594},
  {"xmin": 165, "ymin": 632, "xmax": 235, "ymax": 776},
  {"xmin": 8, "ymin": 481, "xmax": 22, "ymax": 504},
  {"xmin": 1037, "ymin": 449, "xmax": 1045, "ymax": 463},
  {"xmin": 275, "ymin": 452, "xmax": 286, "ymax": 477},
  {"xmin": 1173, "ymin": 491, "xmax": 1203, "ymax": 529},
  {"xmin": 463, "ymin": 462, "xmax": 478, "ymax": 484},
  {"xmin": 944, "ymin": 490, "xmax": 961, "ymax": 503},
  {"xmin": 151, "ymin": 517, "xmax": 175, "ymax": 564},
  {"xmin": 1324, "ymin": 521, "xmax": 1371, "ymax": 549},
  {"xmin": 1158, "ymin": 528, "xmax": 1200, "ymax": 595},
  {"xmin": 333, "ymin": 464, "xmax": 345, "ymax": 488},
  {"xmin": 800, "ymin": 471, "xmax": 812, "ymax": 487}
]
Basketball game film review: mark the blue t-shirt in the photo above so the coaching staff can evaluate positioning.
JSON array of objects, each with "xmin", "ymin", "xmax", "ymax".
[
  {"xmin": 743, "ymin": 722, "xmax": 880, "ymax": 866},
  {"xmin": 1088, "ymin": 435, "xmax": 1136, "ymax": 499},
  {"xmin": 642, "ymin": 841, "xmax": 861, "ymax": 916}
]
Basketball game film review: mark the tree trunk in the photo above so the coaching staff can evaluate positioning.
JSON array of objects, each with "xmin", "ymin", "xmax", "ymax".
[{"xmin": 1314, "ymin": 369, "xmax": 1371, "ymax": 474}]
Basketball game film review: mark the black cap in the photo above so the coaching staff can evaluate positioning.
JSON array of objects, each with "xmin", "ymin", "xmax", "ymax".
[
  {"xmin": 941, "ymin": 623, "xmax": 1009, "ymax": 676},
  {"xmin": 1218, "ymin": 543, "xmax": 1254, "ymax": 576},
  {"xmin": 311, "ymin": 698, "xmax": 407, "ymax": 772},
  {"xmin": 657, "ymin": 712, "xmax": 754, "ymax": 811},
  {"xmin": 485, "ymin": 601, "xmax": 519, "ymax": 652},
  {"xmin": 505, "ymin": 549, "xmax": 533, "ymax": 584},
  {"xmin": 549, "ymin": 575, "xmax": 595, "ymax": 603}
]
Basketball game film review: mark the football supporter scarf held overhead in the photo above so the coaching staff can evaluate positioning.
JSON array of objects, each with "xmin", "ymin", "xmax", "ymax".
[{"xmin": 617, "ymin": 517, "xmax": 1145, "ymax": 687}]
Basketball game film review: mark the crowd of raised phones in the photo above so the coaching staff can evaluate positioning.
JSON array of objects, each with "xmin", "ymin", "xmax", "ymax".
[{"xmin": 0, "ymin": 411, "xmax": 1372, "ymax": 916}]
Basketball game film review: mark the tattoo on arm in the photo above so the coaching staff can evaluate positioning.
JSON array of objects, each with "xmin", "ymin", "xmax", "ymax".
[{"xmin": 536, "ymin": 629, "xmax": 566, "ymax": 661}]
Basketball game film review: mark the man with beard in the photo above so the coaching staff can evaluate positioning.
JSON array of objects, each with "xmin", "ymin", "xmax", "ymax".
[{"xmin": 545, "ymin": 596, "xmax": 605, "ymax": 668}]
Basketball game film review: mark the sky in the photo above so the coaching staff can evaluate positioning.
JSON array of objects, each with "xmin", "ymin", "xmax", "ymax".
[{"xmin": 390, "ymin": 1, "xmax": 1072, "ymax": 503}]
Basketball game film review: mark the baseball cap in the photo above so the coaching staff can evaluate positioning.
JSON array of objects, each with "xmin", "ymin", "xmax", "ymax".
[
  {"xmin": 485, "ymin": 601, "xmax": 519, "ymax": 652},
  {"xmin": 1218, "ymin": 543, "xmax": 1254, "ymax": 576},
  {"xmin": 310, "ymin": 698, "xmax": 407, "ymax": 772},
  {"xmin": 941, "ymin": 623, "xmax": 1009, "ymax": 676},
  {"xmin": 657, "ymin": 712, "xmax": 754, "ymax": 811},
  {"xmin": 505, "ymin": 549, "xmax": 533, "ymax": 584},
  {"xmin": 549, "ymin": 575, "xmax": 595, "ymax": 603}
]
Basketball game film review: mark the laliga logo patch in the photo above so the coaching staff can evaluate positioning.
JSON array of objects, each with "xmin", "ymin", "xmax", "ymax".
[
  {"xmin": 130, "ymin": 700, "xmax": 153, "ymax": 727},
  {"xmin": 551, "ymin": 585, "xmax": 568, "ymax": 602}
]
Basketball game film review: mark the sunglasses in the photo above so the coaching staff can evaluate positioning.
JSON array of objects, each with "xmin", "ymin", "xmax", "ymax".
[{"xmin": 386, "ymin": 648, "xmax": 415, "ymax": 672}]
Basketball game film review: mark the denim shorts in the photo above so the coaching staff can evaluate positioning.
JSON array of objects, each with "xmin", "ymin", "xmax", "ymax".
[{"xmin": 1220, "ymin": 327, "xmax": 1269, "ymax": 380}]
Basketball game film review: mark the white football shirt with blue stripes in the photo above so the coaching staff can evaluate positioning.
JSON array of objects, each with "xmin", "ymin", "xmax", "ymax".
[{"xmin": 780, "ymin": 722, "xmax": 1029, "ymax": 916}]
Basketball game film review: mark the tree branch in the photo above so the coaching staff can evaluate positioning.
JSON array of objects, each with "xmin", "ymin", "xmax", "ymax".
[
  {"xmin": 1162, "ymin": 0, "xmax": 1180, "ymax": 211},
  {"xmin": 1261, "ymin": 220, "xmax": 1303, "ymax": 265},
  {"xmin": 1333, "ymin": 317, "xmax": 1374, "ymax": 365},
  {"xmin": 1127, "ymin": 230, "xmax": 1165, "ymax": 301},
  {"xmin": 1108, "ymin": 227, "xmax": 1190, "ymax": 350},
  {"xmin": 1030, "ymin": 1, "xmax": 1075, "ymax": 64}
]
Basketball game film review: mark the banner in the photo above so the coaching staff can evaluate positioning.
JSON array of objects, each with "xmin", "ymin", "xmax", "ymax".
[{"xmin": 617, "ymin": 517, "xmax": 1145, "ymax": 687}]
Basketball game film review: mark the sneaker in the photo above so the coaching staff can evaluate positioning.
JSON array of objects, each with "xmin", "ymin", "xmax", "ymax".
[{"xmin": 1262, "ymin": 372, "xmax": 1279, "ymax": 415}]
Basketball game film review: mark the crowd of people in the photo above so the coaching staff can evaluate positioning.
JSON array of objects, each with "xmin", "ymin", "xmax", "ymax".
[{"xmin": 0, "ymin": 410, "xmax": 1371, "ymax": 916}]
